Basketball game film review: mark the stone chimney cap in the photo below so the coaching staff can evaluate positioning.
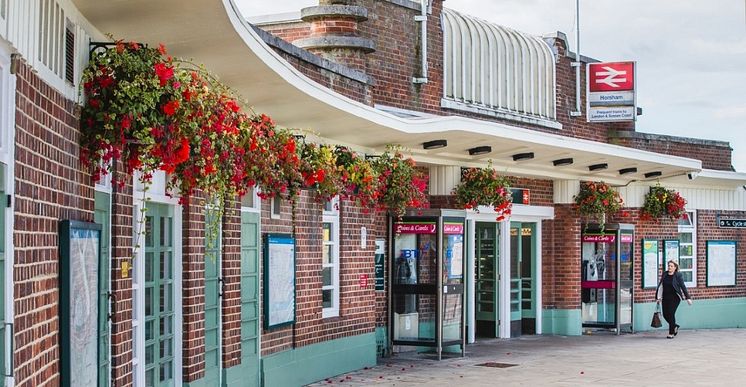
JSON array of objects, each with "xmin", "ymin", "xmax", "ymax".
[{"xmin": 300, "ymin": 5, "xmax": 369, "ymax": 22}]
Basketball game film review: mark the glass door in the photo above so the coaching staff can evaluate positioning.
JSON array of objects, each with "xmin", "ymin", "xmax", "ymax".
[
  {"xmin": 509, "ymin": 223, "xmax": 536, "ymax": 337},
  {"xmin": 519, "ymin": 224, "xmax": 536, "ymax": 335},
  {"xmin": 144, "ymin": 204, "xmax": 175, "ymax": 387},
  {"xmin": 618, "ymin": 228, "xmax": 634, "ymax": 333},
  {"xmin": 475, "ymin": 223, "xmax": 498, "ymax": 337}
]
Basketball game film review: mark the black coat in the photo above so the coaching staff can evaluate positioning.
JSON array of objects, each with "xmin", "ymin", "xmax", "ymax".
[{"xmin": 656, "ymin": 271, "xmax": 691, "ymax": 301}]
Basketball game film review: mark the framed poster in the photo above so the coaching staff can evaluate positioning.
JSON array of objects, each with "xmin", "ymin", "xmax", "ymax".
[
  {"xmin": 263, "ymin": 233, "xmax": 296, "ymax": 329},
  {"xmin": 642, "ymin": 239, "xmax": 659, "ymax": 288},
  {"xmin": 662, "ymin": 240, "xmax": 679, "ymax": 266},
  {"xmin": 706, "ymin": 240, "xmax": 737, "ymax": 287},
  {"xmin": 59, "ymin": 220, "xmax": 102, "ymax": 387}
]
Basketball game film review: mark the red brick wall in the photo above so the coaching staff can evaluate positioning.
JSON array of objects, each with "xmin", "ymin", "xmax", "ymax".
[
  {"xmin": 109, "ymin": 170, "xmax": 134, "ymax": 387},
  {"xmin": 260, "ymin": 193, "xmax": 377, "ymax": 356},
  {"xmin": 260, "ymin": 22, "xmax": 310, "ymax": 44},
  {"xmin": 610, "ymin": 133, "xmax": 733, "ymax": 171},
  {"xmin": 13, "ymin": 59, "xmax": 92, "ymax": 386},
  {"xmin": 543, "ymin": 205, "xmax": 581, "ymax": 309},
  {"xmin": 181, "ymin": 197, "xmax": 207, "ymax": 382},
  {"xmin": 221, "ymin": 199, "xmax": 243, "ymax": 368}
]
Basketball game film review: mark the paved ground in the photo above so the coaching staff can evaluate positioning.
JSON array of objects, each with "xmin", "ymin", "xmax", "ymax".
[{"xmin": 307, "ymin": 328, "xmax": 746, "ymax": 386}]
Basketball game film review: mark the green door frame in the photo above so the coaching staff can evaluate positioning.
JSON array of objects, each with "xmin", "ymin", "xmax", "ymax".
[
  {"xmin": 143, "ymin": 203, "xmax": 176, "ymax": 386},
  {"xmin": 203, "ymin": 210, "xmax": 221, "ymax": 386},
  {"xmin": 234, "ymin": 210, "xmax": 261, "ymax": 386},
  {"xmin": 94, "ymin": 191, "xmax": 111, "ymax": 387},
  {"xmin": 0, "ymin": 190, "xmax": 5, "ymax": 387}
]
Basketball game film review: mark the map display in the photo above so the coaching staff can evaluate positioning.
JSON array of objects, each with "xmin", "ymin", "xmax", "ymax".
[
  {"xmin": 265, "ymin": 235, "xmax": 296, "ymax": 328},
  {"xmin": 642, "ymin": 240, "xmax": 659, "ymax": 288},
  {"xmin": 707, "ymin": 241, "xmax": 737, "ymax": 286}
]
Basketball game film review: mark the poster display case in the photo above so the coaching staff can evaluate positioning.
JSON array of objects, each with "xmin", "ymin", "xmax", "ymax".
[{"xmin": 389, "ymin": 209, "xmax": 466, "ymax": 360}]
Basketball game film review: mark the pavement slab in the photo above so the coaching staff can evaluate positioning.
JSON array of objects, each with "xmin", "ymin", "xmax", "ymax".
[{"xmin": 306, "ymin": 329, "xmax": 746, "ymax": 387}]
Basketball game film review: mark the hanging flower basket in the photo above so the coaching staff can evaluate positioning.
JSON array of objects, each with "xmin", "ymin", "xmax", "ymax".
[
  {"xmin": 334, "ymin": 146, "xmax": 380, "ymax": 211},
  {"xmin": 641, "ymin": 184, "xmax": 687, "ymax": 221},
  {"xmin": 370, "ymin": 147, "xmax": 429, "ymax": 217},
  {"xmin": 299, "ymin": 143, "xmax": 344, "ymax": 202},
  {"xmin": 574, "ymin": 181, "xmax": 624, "ymax": 230},
  {"xmin": 453, "ymin": 162, "xmax": 513, "ymax": 221}
]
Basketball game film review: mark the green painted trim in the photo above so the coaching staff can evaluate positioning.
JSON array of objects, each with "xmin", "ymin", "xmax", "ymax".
[
  {"xmin": 223, "ymin": 363, "xmax": 259, "ymax": 387},
  {"xmin": 262, "ymin": 333, "xmax": 376, "ymax": 387},
  {"xmin": 542, "ymin": 309, "xmax": 582, "ymax": 336},
  {"xmin": 375, "ymin": 326, "xmax": 388, "ymax": 357},
  {"xmin": 183, "ymin": 378, "xmax": 210, "ymax": 387},
  {"xmin": 634, "ymin": 298, "xmax": 746, "ymax": 331}
]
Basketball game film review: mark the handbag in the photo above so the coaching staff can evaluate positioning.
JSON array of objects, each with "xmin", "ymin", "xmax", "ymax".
[{"xmin": 651, "ymin": 304, "xmax": 662, "ymax": 328}]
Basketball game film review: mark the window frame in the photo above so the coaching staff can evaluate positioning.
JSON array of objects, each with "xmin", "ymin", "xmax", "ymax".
[
  {"xmin": 321, "ymin": 197, "xmax": 340, "ymax": 318},
  {"xmin": 270, "ymin": 196, "xmax": 281, "ymax": 219},
  {"xmin": 677, "ymin": 211, "xmax": 697, "ymax": 287}
]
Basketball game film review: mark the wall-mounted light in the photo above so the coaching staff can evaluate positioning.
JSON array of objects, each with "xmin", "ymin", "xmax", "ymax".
[
  {"xmin": 423, "ymin": 139, "xmax": 447, "ymax": 150},
  {"xmin": 512, "ymin": 152, "xmax": 534, "ymax": 161},
  {"xmin": 552, "ymin": 158, "xmax": 574, "ymax": 166},
  {"xmin": 644, "ymin": 171, "xmax": 662, "ymax": 178},
  {"xmin": 588, "ymin": 163, "xmax": 608, "ymax": 171},
  {"xmin": 468, "ymin": 146, "xmax": 492, "ymax": 156},
  {"xmin": 619, "ymin": 167, "xmax": 637, "ymax": 175}
]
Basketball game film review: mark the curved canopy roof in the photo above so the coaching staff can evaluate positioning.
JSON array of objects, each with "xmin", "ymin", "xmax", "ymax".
[
  {"xmin": 68, "ymin": 0, "xmax": 735, "ymax": 186},
  {"xmin": 442, "ymin": 8, "xmax": 556, "ymax": 121}
]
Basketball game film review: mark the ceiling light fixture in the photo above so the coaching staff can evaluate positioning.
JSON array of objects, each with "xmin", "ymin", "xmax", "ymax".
[
  {"xmin": 588, "ymin": 163, "xmax": 608, "ymax": 171},
  {"xmin": 512, "ymin": 152, "xmax": 534, "ymax": 162},
  {"xmin": 552, "ymin": 158, "xmax": 574, "ymax": 167},
  {"xmin": 619, "ymin": 167, "xmax": 638, "ymax": 175},
  {"xmin": 644, "ymin": 171, "xmax": 662, "ymax": 178},
  {"xmin": 468, "ymin": 146, "xmax": 492, "ymax": 156},
  {"xmin": 423, "ymin": 139, "xmax": 448, "ymax": 150}
]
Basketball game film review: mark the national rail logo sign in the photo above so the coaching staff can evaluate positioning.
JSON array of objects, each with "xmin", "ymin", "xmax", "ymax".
[{"xmin": 587, "ymin": 61, "xmax": 636, "ymax": 122}]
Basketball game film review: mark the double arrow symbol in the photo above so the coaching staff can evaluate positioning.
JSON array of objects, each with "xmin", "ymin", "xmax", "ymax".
[{"xmin": 595, "ymin": 66, "xmax": 627, "ymax": 88}]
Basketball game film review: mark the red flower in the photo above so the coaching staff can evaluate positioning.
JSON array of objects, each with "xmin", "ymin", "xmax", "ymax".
[
  {"xmin": 162, "ymin": 100, "xmax": 179, "ymax": 116},
  {"xmin": 154, "ymin": 62, "xmax": 174, "ymax": 86}
]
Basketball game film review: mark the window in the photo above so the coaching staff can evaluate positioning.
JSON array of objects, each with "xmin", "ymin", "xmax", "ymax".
[
  {"xmin": 678, "ymin": 211, "xmax": 696, "ymax": 287},
  {"xmin": 322, "ymin": 197, "xmax": 340, "ymax": 318},
  {"xmin": 270, "ymin": 197, "xmax": 281, "ymax": 219}
]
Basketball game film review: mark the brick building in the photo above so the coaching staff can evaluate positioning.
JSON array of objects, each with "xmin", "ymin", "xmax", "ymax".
[{"xmin": 0, "ymin": 0, "xmax": 744, "ymax": 387}]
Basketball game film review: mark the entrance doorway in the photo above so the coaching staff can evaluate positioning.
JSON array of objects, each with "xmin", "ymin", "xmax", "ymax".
[
  {"xmin": 510, "ymin": 222, "xmax": 537, "ymax": 337},
  {"xmin": 475, "ymin": 222, "xmax": 498, "ymax": 338}
]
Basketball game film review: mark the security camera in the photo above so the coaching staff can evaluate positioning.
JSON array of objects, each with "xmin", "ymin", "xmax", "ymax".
[{"xmin": 687, "ymin": 172, "xmax": 699, "ymax": 180}]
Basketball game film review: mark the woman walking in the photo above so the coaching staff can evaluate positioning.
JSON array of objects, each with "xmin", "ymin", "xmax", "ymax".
[{"xmin": 656, "ymin": 260, "xmax": 693, "ymax": 339}]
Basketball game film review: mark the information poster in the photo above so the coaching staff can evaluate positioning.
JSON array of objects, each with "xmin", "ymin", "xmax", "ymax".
[
  {"xmin": 263, "ymin": 234, "xmax": 296, "ymax": 328},
  {"xmin": 707, "ymin": 240, "xmax": 737, "ymax": 286},
  {"xmin": 642, "ymin": 239, "xmax": 659, "ymax": 288},
  {"xmin": 59, "ymin": 220, "xmax": 101, "ymax": 387},
  {"xmin": 374, "ymin": 240, "xmax": 385, "ymax": 291},
  {"xmin": 663, "ymin": 240, "xmax": 679, "ymax": 266}
]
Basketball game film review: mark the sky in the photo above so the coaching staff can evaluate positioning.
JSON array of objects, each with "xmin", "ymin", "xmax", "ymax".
[{"xmin": 237, "ymin": 0, "xmax": 746, "ymax": 172}]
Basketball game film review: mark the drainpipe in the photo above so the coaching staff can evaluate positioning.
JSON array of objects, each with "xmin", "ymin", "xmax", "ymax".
[
  {"xmin": 570, "ymin": 0, "xmax": 582, "ymax": 117},
  {"xmin": 413, "ymin": 0, "xmax": 428, "ymax": 84}
]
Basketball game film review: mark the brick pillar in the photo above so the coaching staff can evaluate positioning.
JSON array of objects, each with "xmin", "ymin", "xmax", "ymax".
[
  {"xmin": 221, "ymin": 199, "xmax": 242, "ymax": 368},
  {"xmin": 294, "ymin": 0, "xmax": 375, "ymax": 72},
  {"xmin": 546, "ymin": 204, "xmax": 581, "ymax": 309},
  {"xmin": 182, "ymin": 198, "xmax": 206, "ymax": 382},
  {"xmin": 110, "ymin": 165, "xmax": 134, "ymax": 386}
]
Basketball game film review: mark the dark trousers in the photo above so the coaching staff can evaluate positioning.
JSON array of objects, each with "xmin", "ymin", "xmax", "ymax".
[{"xmin": 662, "ymin": 295, "xmax": 681, "ymax": 334}]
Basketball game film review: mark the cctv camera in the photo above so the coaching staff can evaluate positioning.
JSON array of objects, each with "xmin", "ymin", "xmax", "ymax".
[{"xmin": 687, "ymin": 172, "xmax": 699, "ymax": 180}]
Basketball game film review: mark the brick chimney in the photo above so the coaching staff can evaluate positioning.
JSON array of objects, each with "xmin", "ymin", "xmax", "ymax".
[{"xmin": 293, "ymin": 0, "xmax": 375, "ymax": 72}]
